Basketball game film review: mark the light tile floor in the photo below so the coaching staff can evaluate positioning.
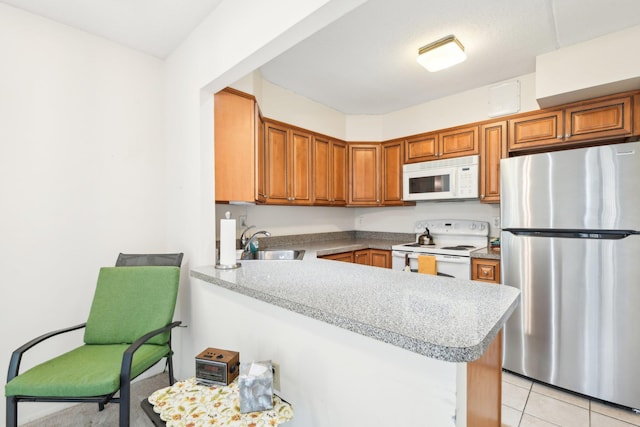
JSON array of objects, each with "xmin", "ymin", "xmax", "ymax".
[{"xmin": 502, "ymin": 371, "xmax": 640, "ymax": 427}]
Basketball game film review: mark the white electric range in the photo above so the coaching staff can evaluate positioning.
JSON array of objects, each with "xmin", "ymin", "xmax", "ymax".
[{"xmin": 391, "ymin": 219, "xmax": 489, "ymax": 279}]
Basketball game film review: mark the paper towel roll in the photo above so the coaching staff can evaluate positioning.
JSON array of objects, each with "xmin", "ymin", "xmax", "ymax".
[{"xmin": 219, "ymin": 211, "xmax": 236, "ymax": 266}]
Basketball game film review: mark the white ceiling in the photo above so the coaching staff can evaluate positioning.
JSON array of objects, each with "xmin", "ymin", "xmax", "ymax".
[
  {"xmin": 2, "ymin": 0, "xmax": 640, "ymax": 114},
  {"xmin": 0, "ymin": 0, "xmax": 223, "ymax": 58}
]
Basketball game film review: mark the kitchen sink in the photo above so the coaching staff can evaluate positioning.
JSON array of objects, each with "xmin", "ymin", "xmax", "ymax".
[{"xmin": 241, "ymin": 249, "xmax": 305, "ymax": 261}]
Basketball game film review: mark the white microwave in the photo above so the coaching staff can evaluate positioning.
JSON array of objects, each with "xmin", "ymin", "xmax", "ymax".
[{"xmin": 402, "ymin": 155, "xmax": 479, "ymax": 201}]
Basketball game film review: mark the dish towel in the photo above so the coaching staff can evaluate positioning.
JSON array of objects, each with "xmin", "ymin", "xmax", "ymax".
[{"xmin": 418, "ymin": 255, "xmax": 437, "ymax": 275}]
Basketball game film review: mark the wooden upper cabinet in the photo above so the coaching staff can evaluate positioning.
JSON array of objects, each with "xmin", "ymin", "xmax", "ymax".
[
  {"xmin": 564, "ymin": 96, "xmax": 632, "ymax": 143},
  {"xmin": 508, "ymin": 110, "xmax": 563, "ymax": 151},
  {"xmin": 313, "ymin": 136, "xmax": 346, "ymax": 206},
  {"xmin": 332, "ymin": 141, "xmax": 347, "ymax": 205},
  {"xmin": 264, "ymin": 120, "xmax": 312, "ymax": 205},
  {"xmin": 405, "ymin": 133, "xmax": 438, "ymax": 162},
  {"xmin": 348, "ymin": 143, "xmax": 381, "ymax": 206},
  {"xmin": 508, "ymin": 93, "xmax": 636, "ymax": 153},
  {"xmin": 255, "ymin": 108, "xmax": 266, "ymax": 203},
  {"xmin": 290, "ymin": 129, "xmax": 313, "ymax": 204},
  {"xmin": 439, "ymin": 125, "xmax": 479, "ymax": 159},
  {"xmin": 382, "ymin": 140, "xmax": 404, "ymax": 205},
  {"xmin": 635, "ymin": 93, "xmax": 640, "ymax": 136},
  {"xmin": 479, "ymin": 121, "xmax": 507, "ymax": 204},
  {"xmin": 214, "ymin": 88, "xmax": 257, "ymax": 203},
  {"xmin": 404, "ymin": 125, "xmax": 478, "ymax": 163}
]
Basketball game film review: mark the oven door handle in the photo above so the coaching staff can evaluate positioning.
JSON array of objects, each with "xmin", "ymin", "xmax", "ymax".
[{"xmin": 393, "ymin": 251, "xmax": 469, "ymax": 264}]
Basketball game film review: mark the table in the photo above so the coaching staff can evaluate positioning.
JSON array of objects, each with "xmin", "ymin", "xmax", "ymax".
[{"xmin": 141, "ymin": 377, "xmax": 293, "ymax": 426}]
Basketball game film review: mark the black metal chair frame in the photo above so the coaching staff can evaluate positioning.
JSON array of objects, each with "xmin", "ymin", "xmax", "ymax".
[
  {"xmin": 6, "ymin": 320, "xmax": 181, "ymax": 427},
  {"xmin": 6, "ymin": 252, "xmax": 184, "ymax": 427}
]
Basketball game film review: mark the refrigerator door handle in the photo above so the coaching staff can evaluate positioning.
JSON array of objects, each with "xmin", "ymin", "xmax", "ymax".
[{"xmin": 504, "ymin": 229, "xmax": 637, "ymax": 240}]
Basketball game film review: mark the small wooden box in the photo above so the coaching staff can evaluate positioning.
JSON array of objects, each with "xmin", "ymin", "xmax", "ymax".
[{"xmin": 195, "ymin": 347, "xmax": 240, "ymax": 386}]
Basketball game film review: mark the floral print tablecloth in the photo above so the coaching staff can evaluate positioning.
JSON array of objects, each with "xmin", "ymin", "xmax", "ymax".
[{"xmin": 148, "ymin": 377, "xmax": 294, "ymax": 426}]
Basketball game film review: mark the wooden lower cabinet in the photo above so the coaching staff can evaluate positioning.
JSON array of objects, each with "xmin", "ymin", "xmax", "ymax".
[
  {"xmin": 468, "ymin": 257, "xmax": 502, "ymax": 426},
  {"xmin": 320, "ymin": 249, "xmax": 391, "ymax": 268},
  {"xmin": 471, "ymin": 258, "xmax": 501, "ymax": 283},
  {"xmin": 320, "ymin": 251, "xmax": 354, "ymax": 263},
  {"xmin": 369, "ymin": 249, "xmax": 391, "ymax": 268}
]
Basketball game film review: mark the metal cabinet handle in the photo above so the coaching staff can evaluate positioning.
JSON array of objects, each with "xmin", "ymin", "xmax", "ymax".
[
  {"xmin": 557, "ymin": 135, "xmax": 562, "ymax": 139},
  {"xmin": 565, "ymin": 133, "xmax": 571, "ymax": 138}
]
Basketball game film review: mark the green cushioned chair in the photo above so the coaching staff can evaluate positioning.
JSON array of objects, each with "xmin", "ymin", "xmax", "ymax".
[{"xmin": 5, "ymin": 263, "xmax": 182, "ymax": 427}]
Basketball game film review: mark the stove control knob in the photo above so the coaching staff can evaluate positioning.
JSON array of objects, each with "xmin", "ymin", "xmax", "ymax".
[{"xmin": 470, "ymin": 223, "xmax": 476, "ymax": 230}]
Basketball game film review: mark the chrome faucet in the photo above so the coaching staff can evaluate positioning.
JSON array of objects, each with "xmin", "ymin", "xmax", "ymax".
[
  {"xmin": 243, "ymin": 230, "xmax": 271, "ymax": 255},
  {"xmin": 240, "ymin": 225, "xmax": 256, "ymax": 248}
]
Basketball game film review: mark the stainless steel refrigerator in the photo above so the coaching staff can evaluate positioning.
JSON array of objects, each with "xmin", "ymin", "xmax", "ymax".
[{"xmin": 500, "ymin": 141, "xmax": 640, "ymax": 409}]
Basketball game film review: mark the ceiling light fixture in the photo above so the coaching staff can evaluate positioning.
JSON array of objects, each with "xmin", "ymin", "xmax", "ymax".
[{"xmin": 417, "ymin": 35, "xmax": 466, "ymax": 72}]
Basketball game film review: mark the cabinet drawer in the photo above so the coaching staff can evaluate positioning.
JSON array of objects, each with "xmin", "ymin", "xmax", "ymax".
[{"xmin": 471, "ymin": 258, "xmax": 500, "ymax": 283}]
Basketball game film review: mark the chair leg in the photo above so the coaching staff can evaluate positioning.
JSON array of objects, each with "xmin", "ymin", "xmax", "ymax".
[
  {"xmin": 119, "ymin": 380, "xmax": 130, "ymax": 427},
  {"xmin": 6, "ymin": 396, "xmax": 17, "ymax": 427},
  {"xmin": 168, "ymin": 353, "xmax": 175, "ymax": 385}
]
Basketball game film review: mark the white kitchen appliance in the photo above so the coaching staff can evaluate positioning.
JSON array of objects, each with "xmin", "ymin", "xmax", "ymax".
[
  {"xmin": 402, "ymin": 155, "xmax": 479, "ymax": 201},
  {"xmin": 391, "ymin": 219, "xmax": 489, "ymax": 279}
]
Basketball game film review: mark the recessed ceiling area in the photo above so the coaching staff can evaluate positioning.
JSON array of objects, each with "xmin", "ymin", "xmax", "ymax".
[
  {"xmin": 1, "ymin": 0, "xmax": 639, "ymax": 115},
  {"xmin": 259, "ymin": 0, "xmax": 640, "ymax": 114}
]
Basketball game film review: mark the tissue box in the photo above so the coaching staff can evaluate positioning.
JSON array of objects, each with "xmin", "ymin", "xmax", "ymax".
[{"xmin": 239, "ymin": 360, "xmax": 273, "ymax": 413}]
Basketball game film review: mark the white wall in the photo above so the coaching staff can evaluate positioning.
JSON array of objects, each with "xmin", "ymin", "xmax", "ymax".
[
  {"xmin": 536, "ymin": 25, "xmax": 640, "ymax": 107},
  {"xmin": 163, "ymin": 0, "xmax": 368, "ymax": 389},
  {"xmin": 0, "ymin": 4, "xmax": 166, "ymax": 422}
]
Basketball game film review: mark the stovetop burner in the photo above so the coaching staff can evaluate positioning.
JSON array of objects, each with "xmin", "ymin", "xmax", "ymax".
[{"xmin": 440, "ymin": 245, "xmax": 476, "ymax": 250}]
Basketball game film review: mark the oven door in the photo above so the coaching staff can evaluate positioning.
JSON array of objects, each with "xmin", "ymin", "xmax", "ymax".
[
  {"xmin": 402, "ymin": 166, "xmax": 456, "ymax": 201},
  {"xmin": 391, "ymin": 251, "xmax": 470, "ymax": 279}
]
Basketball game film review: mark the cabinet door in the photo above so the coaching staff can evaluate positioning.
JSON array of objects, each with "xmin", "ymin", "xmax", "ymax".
[
  {"xmin": 564, "ymin": 96, "xmax": 632, "ymax": 143},
  {"xmin": 479, "ymin": 121, "xmax": 507, "ymax": 204},
  {"xmin": 382, "ymin": 140, "xmax": 404, "ymax": 205},
  {"xmin": 635, "ymin": 93, "xmax": 640, "ymax": 136},
  {"xmin": 313, "ymin": 136, "xmax": 331, "ymax": 205},
  {"xmin": 471, "ymin": 258, "xmax": 501, "ymax": 283},
  {"xmin": 320, "ymin": 252, "xmax": 354, "ymax": 263},
  {"xmin": 354, "ymin": 250, "xmax": 370, "ymax": 265},
  {"xmin": 404, "ymin": 133, "xmax": 438, "ymax": 163},
  {"xmin": 264, "ymin": 122, "xmax": 289, "ymax": 203},
  {"xmin": 508, "ymin": 110, "xmax": 563, "ymax": 152},
  {"xmin": 255, "ymin": 105, "xmax": 266, "ymax": 203},
  {"xmin": 439, "ymin": 125, "xmax": 479, "ymax": 159},
  {"xmin": 290, "ymin": 129, "xmax": 313, "ymax": 205},
  {"xmin": 348, "ymin": 144, "xmax": 380, "ymax": 206},
  {"xmin": 331, "ymin": 140, "xmax": 347, "ymax": 205},
  {"xmin": 370, "ymin": 249, "xmax": 391, "ymax": 269},
  {"xmin": 214, "ymin": 89, "xmax": 256, "ymax": 202}
]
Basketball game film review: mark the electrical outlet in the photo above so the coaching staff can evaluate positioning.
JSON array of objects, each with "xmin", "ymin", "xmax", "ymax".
[
  {"xmin": 239, "ymin": 215, "xmax": 247, "ymax": 228},
  {"xmin": 272, "ymin": 361, "xmax": 281, "ymax": 392},
  {"xmin": 493, "ymin": 216, "xmax": 501, "ymax": 228}
]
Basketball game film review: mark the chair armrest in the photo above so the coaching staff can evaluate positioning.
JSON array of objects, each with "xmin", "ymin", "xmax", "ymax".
[
  {"xmin": 7, "ymin": 323, "xmax": 87, "ymax": 383},
  {"xmin": 119, "ymin": 321, "xmax": 182, "ymax": 383}
]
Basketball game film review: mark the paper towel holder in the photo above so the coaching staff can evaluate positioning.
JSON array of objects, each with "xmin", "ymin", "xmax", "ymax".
[
  {"xmin": 216, "ymin": 211, "xmax": 241, "ymax": 270},
  {"xmin": 215, "ymin": 261, "xmax": 241, "ymax": 270}
]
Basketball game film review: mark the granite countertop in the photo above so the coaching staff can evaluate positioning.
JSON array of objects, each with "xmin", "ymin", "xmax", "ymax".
[
  {"xmin": 191, "ymin": 256, "xmax": 519, "ymax": 363},
  {"xmin": 471, "ymin": 247, "xmax": 501, "ymax": 260},
  {"xmin": 258, "ymin": 230, "xmax": 413, "ymax": 257}
]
